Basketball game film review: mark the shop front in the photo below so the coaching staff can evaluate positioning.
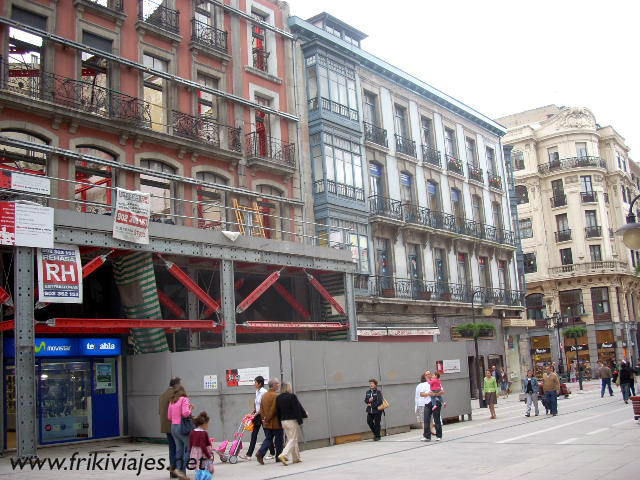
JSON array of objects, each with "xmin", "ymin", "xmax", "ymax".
[
  {"xmin": 3, "ymin": 337, "xmax": 122, "ymax": 448},
  {"xmin": 530, "ymin": 335, "xmax": 552, "ymax": 378},
  {"xmin": 596, "ymin": 329, "xmax": 616, "ymax": 365},
  {"xmin": 564, "ymin": 335, "xmax": 592, "ymax": 378}
]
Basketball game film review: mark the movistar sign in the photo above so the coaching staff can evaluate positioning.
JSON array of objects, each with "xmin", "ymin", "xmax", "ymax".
[{"xmin": 3, "ymin": 337, "xmax": 121, "ymax": 357}]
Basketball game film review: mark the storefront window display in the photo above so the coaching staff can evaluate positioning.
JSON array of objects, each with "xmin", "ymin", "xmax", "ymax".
[
  {"xmin": 596, "ymin": 329, "xmax": 616, "ymax": 365},
  {"xmin": 564, "ymin": 332, "xmax": 591, "ymax": 378},
  {"xmin": 530, "ymin": 335, "xmax": 552, "ymax": 378}
]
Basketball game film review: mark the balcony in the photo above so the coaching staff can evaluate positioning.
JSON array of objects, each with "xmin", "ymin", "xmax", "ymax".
[
  {"xmin": 467, "ymin": 163, "xmax": 484, "ymax": 184},
  {"xmin": 252, "ymin": 48, "xmax": 270, "ymax": 73},
  {"xmin": 402, "ymin": 203, "xmax": 430, "ymax": 227},
  {"xmin": 363, "ymin": 122, "xmax": 388, "ymax": 147},
  {"xmin": 171, "ymin": 111, "xmax": 241, "ymax": 152},
  {"xmin": 549, "ymin": 261, "xmax": 629, "ymax": 277},
  {"xmin": 309, "ymin": 97, "xmax": 359, "ymax": 122},
  {"xmin": 395, "ymin": 134, "xmax": 417, "ymax": 158},
  {"xmin": 245, "ymin": 132, "xmax": 295, "ymax": 172},
  {"xmin": 555, "ymin": 229, "xmax": 572, "ymax": 242},
  {"xmin": 138, "ymin": 0, "xmax": 180, "ymax": 35},
  {"xmin": 446, "ymin": 154, "xmax": 463, "ymax": 176},
  {"xmin": 488, "ymin": 171, "xmax": 502, "ymax": 190},
  {"xmin": 585, "ymin": 225, "xmax": 602, "ymax": 238},
  {"xmin": 538, "ymin": 156, "xmax": 607, "ymax": 174},
  {"xmin": 313, "ymin": 179, "xmax": 364, "ymax": 202},
  {"xmin": 550, "ymin": 194, "xmax": 567, "ymax": 208},
  {"xmin": 75, "ymin": 0, "xmax": 126, "ymax": 21},
  {"xmin": 422, "ymin": 145, "xmax": 441, "ymax": 167},
  {"xmin": 369, "ymin": 195, "xmax": 403, "ymax": 222},
  {"xmin": 580, "ymin": 191, "xmax": 597, "ymax": 203},
  {"xmin": 191, "ymin": 19, "xmax": 228, "ymax": 53}
]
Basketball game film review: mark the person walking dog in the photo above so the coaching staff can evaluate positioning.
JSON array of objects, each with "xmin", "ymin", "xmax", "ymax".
[
  {"xmin": 523, "ymin": 370, "xmax": 539, "ymax": 417},
  {"xmin": 542, "ymin": 365, "xmax": 560, "ymax": 416},
  {"xmin": 364, "ymin": 378, "xmax": 384, "ymax": 441}
]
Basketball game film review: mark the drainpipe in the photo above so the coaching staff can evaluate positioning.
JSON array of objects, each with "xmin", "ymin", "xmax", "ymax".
[{"xmin": 290, "ymin": 34, "xmax": 308, "ymax": 241}]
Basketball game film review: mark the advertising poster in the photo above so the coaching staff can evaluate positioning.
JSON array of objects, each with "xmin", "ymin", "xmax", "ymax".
[
  {"xmin": 204, "ymin": 375, "xmax": 218, "ymax": 390},
  {"xmin": 435, "ymin": 360, "xmax": 444, "ymax": 374},
  {"xmin": 0, "ymin": 170, "xmax": 51, "ymax": 195},
  {"xmin": 112, "ymin": 188, "xmax": 151, "ymax": 244},
  {"xmin": 95, "ymin": 363, "xmax": 114, "ymax": 389},
  {"xmin": 442, "ymin": 359, "xmax": 461, "ymax": 374},
  {"xmin": 226, "ymin": 369, "xmax": 239, "ymax": 387},
  {"xmin": 237, "ymin": 367, "xmax": 270, "ymax": 386},
  {"xmin": 37, "ymin": 244, "xmax": 83, "ymax": 303},
  {"xmin": 0, "ymin": 201, "xmax": 54, "ymax": 248}
]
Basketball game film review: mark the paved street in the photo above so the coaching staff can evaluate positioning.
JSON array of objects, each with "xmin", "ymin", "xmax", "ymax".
[{"xmin": 2, "ymin": 380, "xmax": 638, "ymax": 480}]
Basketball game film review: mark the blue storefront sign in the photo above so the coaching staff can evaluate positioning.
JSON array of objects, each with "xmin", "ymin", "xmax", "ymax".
[{"xmin": 3, "ymin": 337, "xmax": 121, "ymax": 357}]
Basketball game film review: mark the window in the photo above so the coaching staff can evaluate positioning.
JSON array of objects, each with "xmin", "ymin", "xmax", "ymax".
[
  {"xmin": 591, "ymin": 287, "xmax": 610, "ymax": 315},
  {"xmin": 622, "ymin": 186, "xmax": 627, "ymax": 203},
  {"xmin": 559, "ymin": 289, "xmax": 584, "ymax": 317},
  {"xmin": 400, "ymin": 172, "xmax": 413, "ymax": 203},
  {"xmin": 486, "ymin": 147, "xmax": 497, "ymax": 173},
  {"xmin": 197, "ymin": 74, "xmax": 218, "ymax": 118},
  {"xmin": 143, "ymin": 54, "xmax": 168, "ymax": 132},
  {"xmin": 585, "ymin": 210, "xmax": 598, "ymax": 227},
  {"xmin": 253, "ymin": 95, "xmax": 271, "ymax": 155},
  {"xmin": 427, "ymin": 180, "xmax": 440, "ymax": 211},
  {"xmin": 547, "ymin": 146, "xmax": 559, "ymax": 162},
  {"xmin": 520, "ymin": 218, "xmax": 533, "ymax": 239},
  {"xmin": 465, "ymin": 137, "xmax": 477, "ymax": 166},
  {"xmin": 251, "ymin": 11, "xmax": 269, "ymax": 72},
  {"xmin": 576, "ymin": 142, "xmax": 587, "ymax": 158},
  {"xmin": 523, "ymin": 253, "xmax": 537, "ymax": 273},
  {"xmin": 513, "ymin": 150, "xmax": 525, "ymax": 170},
  {"xmin": 369, "ymin": 162, "xmax": 384, "ymax": 197},
  {"xmin": 256, "ymin": 184, "xmax": 285, "ymax": 240},
  {"xmin": 633, "ymin": 250, "xmax": 637, "ymax": 268},
  {"xmin": 319, "ymin": 220, "xmax": 369, "ymax": 273},
  {"xmin": 75, "ymin": 146, "xmax": 115, "ymax": 215},
  {"xmin": 195, "ymin": 172, "xmax": 227, "ymax": 230},
  {"xmin": 498, "ymin": 260, "xmax": 510, "ymax": 291},
  {"xmin": 323, "ymin": 134, "xmax": 363, "ymax": 191},
  {"xmin": 407, "ymin": 243, "xmax": 422, "ymax": 280},
  {"xmin": 309, "ymin": 55, "xmax": 357, "ymax": 116},
  {"xmin": 526, "ymin": 293, "xmax": 545, "ymax": 320},
  {"xmin": 556, "ymin": 213, "xmax": 569, "ymax": 232},
  {"xmin": 375, "ymin": 237, "xmax": 392, "ymax": 276},
  {"xmin": 140, "ymin": 159, "xmax": 175, "ymax": 220},
  {"xmin": 457, "ymin": 252, "xmax": 470, "ymax": 286},
  {"xmin": 394, "ymin": 104, "xmax": 408, "ymax": 138},
  {"xmin": 560, "ymin": 248, "xmax": 573, "ymax": 265},
  {"xmin": 434, "ymin": 248, "xmax": 448, "ymax": 284},
  {"xmin": 444, "ymin": 127, "xmax": 457, "ymax": 156},
  {"xmin": 471, "ymin": 195, "xmax": 484, "ymax": 224},
  {"xmin": 451, "ymin": 188, "xmax": 464, "ymax": 222},
  {"xmin": 492, "ymin": 201, "xmax": 503, "ymax": 229},
  {"xmin": 421, "ymin": 117, "xmax": 434, "ymax": 148},
  {"xmin": 551, "ymin": 179, "xmax": 564, "ymax": 196},
  {"xmin": 590, "ymin": 244, "xmax": 602, "ymax": 262},
  {"xmin": 580, "ymin": 175, "xmax": 593, "ymax": 193},
  {"xmin": 7, "ymin": 23, "xmax": 45, "ymax": 100},
  {"xmin": 0, "ymin": 130, "xmax": 48, "ymax": 174},
  {"xmin": 363, "ymin": 92, "xmax": 378, "ymax": 125},
  {"xmin": 515, "ymin": 185, "xmax": 529, "ymax": 204},
  {"xmin": 478, "ymin": 256, "xmax": 491, "ymax": 288}
]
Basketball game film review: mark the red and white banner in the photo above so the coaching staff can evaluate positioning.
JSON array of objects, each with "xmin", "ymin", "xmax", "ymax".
[
  {"xmin": 0, "ymin": 202, "xmax": 54, "ymax": 248},
  {"xmin": 0, "ymin": 170, "xmax": 50, "ymax": 195},
  {"xmin": 37, "ymin": 244, "xmax": 83, "ymax": 304},
  {"xmin": 112, "ymin": 188, "xmax": 151, "ymax": 244}
]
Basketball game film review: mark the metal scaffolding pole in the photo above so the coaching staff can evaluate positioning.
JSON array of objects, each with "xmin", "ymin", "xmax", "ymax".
[
  {"xmin": 14, "ymin": 247, "xmax": 37, "ymax": 458},
  {"xmin": 344, "ymin": 272, "xmax": 358, "ymax": 342},
  {"xmin": 220, "ymin": 260, "xmax": 236, "ymax": 345}
]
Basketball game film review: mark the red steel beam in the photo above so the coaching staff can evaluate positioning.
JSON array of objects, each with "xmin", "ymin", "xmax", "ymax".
[
  {"xmin": 305, "ymin": 271, "xmax": 346, "ymax": 315},
  {"xmin": 157, "ymin": 256, "xmax": 220, "ymax": 313},
  {"xmin": 48, "ymin": 318, "xmax": 220, "ymax": 329},
  {"xmin": 237, "ymin": 321, "xmax": 346, "ymax": 333},
  {"xmin": 272, "ymin": 282, "xmax": 310, "ymax": 320},
  {"xmin": 158, "ymin": 291, "xmax": 186, "ymax": 318},
  {"xmin": 75, "ymin": 177, "xmax": 110, "ymax": 194},
  {"xmin": 235, "ymin": 269, "xmax": 282, "ymax": 314},
  {"xmin": 0, "ymin": 286, "xmax": 12, "ymax": 307},
  {"xmin": 202, "ymin": 278, "xmax": 245, "ymax": 318}
]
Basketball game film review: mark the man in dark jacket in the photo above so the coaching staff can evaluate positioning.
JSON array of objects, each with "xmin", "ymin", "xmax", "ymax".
[
  {"xmin": 364, "ymin": 378, "xmax": 384, "ymax": 441},
  {"xmin": 256, "ymin": 378, "xmax": 284, "ymax": 465},
  {"xmin": 619, "ymin": 361, "xmax": 634, "ymax": 403},
  {"xmin": 159, "ymin": 377, "xmax": 180, "ymax": 477}
]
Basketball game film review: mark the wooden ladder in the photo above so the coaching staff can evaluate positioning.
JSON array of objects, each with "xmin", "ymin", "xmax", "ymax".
[{"xmin": 233, "ymin": 199, "xmax": 266, "ymax": 237}]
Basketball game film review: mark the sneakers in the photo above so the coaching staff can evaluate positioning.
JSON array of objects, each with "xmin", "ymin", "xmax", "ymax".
[
  {"xmin": 421, "ymin": 437, "xmax": 431, "ymax": 442},
  {"xmin": 525, "ymin": 414, "xmax": 530, "ymax": 417},
  {"xmin": 436, "ymin": 437, "xmax": 441, "ymax": 441},
  {"xmin": 239, "ymin": 454, "xmax": 250, "ymax": 461},
  {"xmin": 278, "ymin": 454, "xmax": 288, "ymax": 466},
  {"xmin": 264, "ymin": 454, "xmax": 275, "ymax": 460}
]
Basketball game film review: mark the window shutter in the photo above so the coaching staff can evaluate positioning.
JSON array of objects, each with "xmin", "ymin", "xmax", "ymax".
[{"xmin": 12, "ymin": 6, "xmax": 47, "ymax": 30}]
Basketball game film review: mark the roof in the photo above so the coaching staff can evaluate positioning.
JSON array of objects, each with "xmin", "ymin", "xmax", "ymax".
[
  {"xmin": 305, "ymin": 12, "xmax": 368, "ymax": 41},
  {"xmin": 289, "ymin": 16, "xmax": 506, "ymax": 136}
]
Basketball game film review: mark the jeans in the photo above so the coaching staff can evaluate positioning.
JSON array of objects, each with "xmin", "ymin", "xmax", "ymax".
[
  {"xmin": 525, "ymin": 392, "xmax": 539, "ymax": 415},
  {"xmin": 246, "ymin": 414, "xmax": 274, "ymax": 457},
  {"xmin": 171, "ymin": 424, "xmax": 190, "ymax": 471},
  {"xmin": 544, "ymin": 390, "xmax": 558, "ymax": 415},
  {"xmin": 621, "ymin": 383, "xmax": 631, "ymax": 402},
  {"xmin": 257, "ymin": 428, "xmax": 284, "ymax": 459},
  {"xmin": 367, "ymin": 412, "xmax": 382, "ymax": 438},
  {"xmin": 423, "ymin": 403, "xmax": 442, "ymax": 439},
  {"xmin": 601, "ymin": 378, "xmax": 613, "ymax": 397},
  {"xmin": 166, "ymin": 433, "xmax": 177, "ymax": 469},
  {"xmin": 281, "ymin": 420, "xmax": 301, "ymax": 461}
]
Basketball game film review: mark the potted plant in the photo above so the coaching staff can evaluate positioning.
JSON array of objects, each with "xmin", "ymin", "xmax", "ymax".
[
  {"xmin": 456, "ymin": 322, "xmax": 496, "ymax": 340},
  {"xmin": 489, "ymin": 177, "xmax": 502, "ymax": 189},
  {"xmin": 419, "ymin": 290, "xmax": 432, "ymax": 300}
]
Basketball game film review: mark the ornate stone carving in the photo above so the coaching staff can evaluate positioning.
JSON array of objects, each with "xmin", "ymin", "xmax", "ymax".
[
  {"xmin": 565, "ymin": 175, "xmax": 579, "ymax": 184},
  {"xmin": 556, "ymin": 107, "xmax": 596, "ymax": 130}
]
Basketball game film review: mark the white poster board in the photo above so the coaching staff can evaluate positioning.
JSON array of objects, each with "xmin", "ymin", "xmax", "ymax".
[
  {"xmin": 237, "ymin": 367, "xmax": 270, "ymax": 386},
  {"xmin": 112, "ymin": 188, "xmax": 151, "ymax": 244},
  {"xmin": 0, "ymin": 202, "xmax": 54, "ymax": 248},
  {"xmin": 443, "ymin": 359, "xmax": 461, "ymax": 374},
  {"xmin": 204, "ymin": 375, "xmax": 218, "ymax": 390},
  {"xmin": 37, "ymin": 244, "xmax": 83, "ymax": 303},
  {"xmin": 0, "ymin": 171, "xmax": 51, "ymax": 195}
]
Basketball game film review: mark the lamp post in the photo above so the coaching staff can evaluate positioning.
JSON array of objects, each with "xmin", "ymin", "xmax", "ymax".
[
  {"xmin": 615, "ymin": 194, "xmax": 640, "ymax": 249},
  {"xmin": 545, "ymin": 312, "xmax": 569, "ymax": 376},
  {"xmin": 471, "ymin": 288, "xmax": 495, "ymax": 409}
]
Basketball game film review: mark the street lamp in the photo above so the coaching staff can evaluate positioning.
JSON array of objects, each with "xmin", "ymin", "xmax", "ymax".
[
  {"xmin": 615, "ymin": 194, "xmax": 640, "ymax": 248},
  {"xmin": 471, "ymin": 288, "xmax": 494, "ymax": 409},
  {"xmin": 545, "ymin": 312, "xmax": 569, "ymax": 375}
]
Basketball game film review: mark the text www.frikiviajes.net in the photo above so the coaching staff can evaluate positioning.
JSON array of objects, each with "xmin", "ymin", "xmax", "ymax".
[{"xmin": 10, "ymin": 453, "xmax": 209, "ymax": 476}]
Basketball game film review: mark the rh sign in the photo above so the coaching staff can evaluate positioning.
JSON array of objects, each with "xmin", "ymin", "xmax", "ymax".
[{"xmin": 37, "ymin": 244, "xmax": 83, "ymax": 303}]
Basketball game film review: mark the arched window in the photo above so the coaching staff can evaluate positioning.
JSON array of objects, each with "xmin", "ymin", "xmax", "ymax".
[
  {"xmin": 526, "ymin": 293, "xmax": 546, "ymax": 321},
  {"xmin": 140, "ymin": 159, "xmax": 175, "ymax": 222},
  {"xmin": 195, "ymin": 171, "xmax": 227, "ymax": 230},
  {"xmin": 0, "ymin": 129, "xmax": 48, "ymax": 174},
  {"xmin": 256, "ymin": 184, "xmax": 285, "ymax": 240},
  {"xmin": 75, "ymin": 146, "xmax": 116, "ymax": 215},
  {"xmin": 515, "ymin": 185, "xmax": 529, "ymax": 204}
]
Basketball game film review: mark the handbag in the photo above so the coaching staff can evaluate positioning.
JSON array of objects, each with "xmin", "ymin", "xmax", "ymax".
[
  {"xmin": 180, "ymin": 415, "xmax": 195, "ymax": 436},
  {"xmin": 377, "ymin": 399, "xmax": 390, "ymax": 411}
]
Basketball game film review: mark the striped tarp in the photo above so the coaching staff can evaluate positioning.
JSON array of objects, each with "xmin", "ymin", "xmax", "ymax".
[{"xmin": 112, "ymin": 252, "xmax": 169, "ymax": 353}]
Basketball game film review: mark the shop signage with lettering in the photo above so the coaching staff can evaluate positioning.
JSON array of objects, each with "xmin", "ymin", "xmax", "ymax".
[
  {"xmin": 3, "ymin": 337, "xmax": 121, "ymax": 357},
  {"xmin": 530, "ymin": 347, "xmax": 551, "ymax": 355},
  {"xmin": 597, "ymin": 342, "xmax": 614, "ymax": 349},
  {"xmin": 564, "ymin": 344, "xmax": 588, "ymax": 352}
]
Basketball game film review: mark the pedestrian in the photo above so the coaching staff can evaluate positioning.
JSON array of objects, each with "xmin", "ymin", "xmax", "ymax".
[
  {"xmin": 276, "ymin": 382, "xmax": 307, "ymax": 465},
  {"xmin": 483, "ymin": 369, "xmax": 499, "ymax": 419},
  {"xmin": 364, "ymin": 378, "xmax": 384, "ymax": 441},
  {"xmin": 240, "ymin": 376, "xmax": 275, "ymax": 461},
  {"xmin": 599, "ymin": 362, "xmax": 613, "ymax": 397},
  {"xmin": 523, "ymin": 370, "xmax": 539, "ymax": 417},
  {"xmin": 500, "ymin": 370, "xmax": 510, "ymax": 399},
  {"xmin": 414, "ymin": 374, "xmax": 427, "ymax": 430},
  {"xmin": 542, "ymin": 365, "xmax": 560, "ymax": 416},
  {"xmin": 167, "ymin": 385, "xmax": 194, "ymax": 478},
  {"xmin": 570, "ymin": 361, "xmax": 577, "ymax": 383},
  {"xmin": 418, "ymin": 371, "xmax": 443, "ymax": 440},
  {"xmin": 619, "ymin": 361, "xmax": 634, "ymax": 404},
  {"xmin": 492, "ymin": 366, "xmax": 500, "ymax": 393},
  {"xmin": 256, "ymin": 378, "xmax": 284, "ymax": 464},
  {"xmin": 428, "ymin": 372, "xmax": 446, "ymax": 410},
  {"xmin": 188, "ymin": 411, "xmax": 215, "ymax": 479},
  {"xmin": 159, "ymin": 377, "xmax": 181, "ymax": 479}
]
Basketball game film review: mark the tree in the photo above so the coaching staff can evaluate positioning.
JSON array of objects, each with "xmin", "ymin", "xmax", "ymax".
[{"xmin": 456, "ymin": 322, "xmax": 496, "ymax": 405}]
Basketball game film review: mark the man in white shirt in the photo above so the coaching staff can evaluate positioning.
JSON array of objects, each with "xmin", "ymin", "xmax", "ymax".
[
  {"xmin": 241, "ymin": 376, "xmax": 275, "ymax": 460},
  {"xmin": 418, "ymin": 371, "xmax": 445, "ymax": 441},
  {"xmin": 415, "ymin": 374, "xmax": 429, "ymax": 431}
]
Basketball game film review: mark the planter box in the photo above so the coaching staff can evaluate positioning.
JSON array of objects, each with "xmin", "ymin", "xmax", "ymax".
[
  {"xmin": 440, "ymin": 293, "xmax": 452, "ymax": 301},
  {"xmin": 381, "ymin": 289, "xmax": 395, "ymax": 298},
  {"xmin": 418, "ymin": 291, "xmax": 432, "ymax": 300}
]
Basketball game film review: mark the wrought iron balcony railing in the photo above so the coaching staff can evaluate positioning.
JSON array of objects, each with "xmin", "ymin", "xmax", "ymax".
[
  {"xmin": 549, "ymin": 261, "xmax": 629, "ymax": 276},
  {"xmin": 191, "ymin": 19, "xmax": 228, "ymax": 52},
  {"xmin": 402, "ymin": 203, "xmax": 430, "ymax": 225},
  {"xmin": 83, "ymin": 0, "xmax": 124, "ymax": 11},
  {"xmin": 538, "ymin": 156, "xmax": 607, "ymax": 174},
  {"xmin": 446, "ymin": 154, "xmax": 463, "ymax": 175},
  {"xmin": 488, "ymin": 170, "xmax": 502, "ymax": 190},
  {"xmin": 555, "ymin": 229, "xmax": 572, "ymax": 242},
  {"xmin": 252, "ymin": 48, "xmax": 270, "ymax": 72},
  {"xmin": 1, "ymin": 62, "xmax": 151, "ymax": 128},
  {"xmin": 395, "ymin": 134, "xmax": 416, "ymax": 157},
  {"xmin": 138, "ymin": 0, "xmax": 180, "ymax": 34},
  {"xmin": 313, "ymin": 179, "xmax": 364, "ymax": 201},
  {"xmin": 550, "ymin": 194, "xmax": 567, "ymax": 208},
  {"xmin": 363, "ymin": 121, "xmax": 388, "ymax": 147},
  {"xmin": 580, "ymin": 191, "xmax": 597, "ymax": 203},
  {"xmin": 585, "ymin": 225, "xmax": 602, "ymax": 238},
  {"xmin": 316, "ymin": 97, "xmax": 358, "ymax": 121},
  {"xmin": 467, "ymin": 163, "xmax": 484, "ymax": 183},
  {"xmin": 246, "ymin": 132, "xmax": 295, "ymax": 167},
  {"xmin": 369, "ymin": 195, "xmax": 403, "ymax": 220},
  {"xmin": 172, "ymin": 111, "xmax": 241, "ymax": 152},
  {"xmin": 422, "ymin": 145, "xmax": 441, "ymax": 167}
]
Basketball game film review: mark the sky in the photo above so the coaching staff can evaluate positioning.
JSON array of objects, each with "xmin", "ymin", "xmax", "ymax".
[{"xmin": 288, "ymin": 0, "xmax": 640, "ymax": 157}]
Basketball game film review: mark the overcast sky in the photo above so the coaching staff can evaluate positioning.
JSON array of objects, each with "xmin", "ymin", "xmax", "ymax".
[{"xmin": 289, "ymin": 0, "xmax": 639, "ymax": 157}]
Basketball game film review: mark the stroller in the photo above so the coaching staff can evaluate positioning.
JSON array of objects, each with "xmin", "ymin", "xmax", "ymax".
[{"xmin": 212, "ymin": 413, "xmax": 254, "ymax": 464}]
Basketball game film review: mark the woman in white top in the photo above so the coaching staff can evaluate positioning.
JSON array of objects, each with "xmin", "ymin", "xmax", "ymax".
[{"xmin": 414, "ymin": 374, "xmax": 427, "ymax": 428}]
